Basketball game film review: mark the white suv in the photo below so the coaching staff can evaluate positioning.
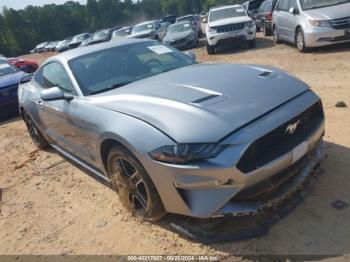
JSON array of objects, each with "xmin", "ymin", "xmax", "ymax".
[{"xmin": 206, "ymin": 5, "xmax": 257, "ymax": 54}]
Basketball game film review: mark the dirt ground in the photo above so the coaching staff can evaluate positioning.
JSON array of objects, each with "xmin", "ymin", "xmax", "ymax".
[{"xmin": 0, "ymin": 33, "xmax": 350, "ymax": 259}]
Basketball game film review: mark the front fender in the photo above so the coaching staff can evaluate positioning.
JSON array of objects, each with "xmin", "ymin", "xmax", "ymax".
[{"xmin": 96, "ymin": 110, "xmax": 175, "ymax": 175}]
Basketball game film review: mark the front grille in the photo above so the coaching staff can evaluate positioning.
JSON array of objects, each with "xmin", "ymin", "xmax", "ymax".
[
  {"xmin": 213, "ymin": 23, "xmax": 245, "ymax": 33},
  {"xmin": 217, "ymin": 36, "xmax": 245, "ymax": 46},
  {"xmin": 236, "ymin": 102, "xmax": 324, "ymax": 173},
  {"xmin": 234, "ymin": 152, "xmax": 310, "ymax": 202},
  {"xmin": 330, "ymin": 16, "xmax": 350, "ymax": 30},
  {"xmin": 170, "ymin": 38, "xmax": 187, "ymax": 46}
]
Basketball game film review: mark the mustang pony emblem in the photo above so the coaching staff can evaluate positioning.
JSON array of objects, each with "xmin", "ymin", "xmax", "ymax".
[{"xmin": 286, "ymin": 120, "xmax": 301, "ymax": 135}]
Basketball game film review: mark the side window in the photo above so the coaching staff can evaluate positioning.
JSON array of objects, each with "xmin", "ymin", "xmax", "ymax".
[
  {"xmin": 42, "ymin": 62, "xmax": 75, "ymax": 94},
  {"xmin": 265, "ymin": 1, "xmax": 272, "ymax": 11},
  {"xmin": 278, "ymin": 0, "xmax": 290, "ymax": 11},
  {"xmin": 33, "ymin": 67, "xmax": 43, "ymax": 85},
  {"xmin": 289, "ymin": 0, "xmax": 298, "ymax": 10},
  {"xmin": 259, "ymin": 2, "xmax": 266, "ymax": 12}
]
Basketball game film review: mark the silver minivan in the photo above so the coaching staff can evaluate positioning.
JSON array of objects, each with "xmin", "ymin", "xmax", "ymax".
[{"xmin": 272, "ymin": 0, "xmax": 350, "ymax": 51}]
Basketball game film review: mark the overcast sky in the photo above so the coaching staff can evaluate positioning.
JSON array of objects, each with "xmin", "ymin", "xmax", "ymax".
[{"xmin": 0, "ymin": 0, "xmax": 88, "ymax": 10}]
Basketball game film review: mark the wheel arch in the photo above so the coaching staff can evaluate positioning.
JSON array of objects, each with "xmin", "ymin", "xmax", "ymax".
[
  {"xmin": 99, "ymin": 134, "xmax": 138, "ymax": 175},
  {"xmin": 295, "ymin": 25, "xmax": 303, "ymax": 41}
]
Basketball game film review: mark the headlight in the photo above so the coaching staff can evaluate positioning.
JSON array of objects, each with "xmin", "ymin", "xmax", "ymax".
[
  {"xmin": 246, "ymin": 20, "xmax": 255, "ymax": 28},
  {"xmin": 208, "ymin": 27, "xmax": 217, "ymax": 34},
  {"xmin": 150, "ymin": 143, "xmax": 227, "ymax": 164},
  {"xmin": 309, "ymin": 20, "xmax": 331, "ymax": 27}
]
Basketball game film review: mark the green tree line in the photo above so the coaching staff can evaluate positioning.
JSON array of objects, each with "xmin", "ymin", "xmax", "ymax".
[{"xmin": 0, "ymin": 0, "xmax": 244, "ymax": 56}]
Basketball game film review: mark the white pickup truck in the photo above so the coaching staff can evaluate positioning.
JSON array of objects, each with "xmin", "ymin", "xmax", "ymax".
[{"xmin": 205, "ymin": 5, "xmax": 257, "ymax": 54}]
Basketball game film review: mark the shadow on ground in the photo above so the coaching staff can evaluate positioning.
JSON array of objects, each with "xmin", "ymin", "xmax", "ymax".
[
  {"xmin": 0, "ymin": 110, "xmax": 20, "ymax": 126},
  {"xmin": 275, "ymin": 40, "xmax": 350, "ymax": 54}
]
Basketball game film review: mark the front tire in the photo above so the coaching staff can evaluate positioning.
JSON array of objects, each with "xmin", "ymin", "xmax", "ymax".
[
  {"xmin": 273, "ymin": 26, "xmax": 281, "ymax": 44},
  {"xmin": 296, "ymin": 27, "xmax": 307, "ymax": 52},
  {"xmin": 248, "ymin": 39, "xmax": 256, "ymax": 48},
  {"xmin": 107, "ymin": 146, "xmax": 166, "ymax": 221},
  {"xmin": 23, "ymin": 111, "xmax": 49, "ymax": 149},
  {"xmin": 206, "ymin": 43, "xmax": 215, "ymax": 54}
]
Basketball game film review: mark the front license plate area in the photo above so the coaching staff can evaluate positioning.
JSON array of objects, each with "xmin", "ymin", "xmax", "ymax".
[{"xmin": 292, "ymin": 141, "xmax": 308, "ymax": 163}]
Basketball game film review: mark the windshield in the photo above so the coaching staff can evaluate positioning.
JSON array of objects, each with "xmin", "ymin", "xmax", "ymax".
[
  {"xmin": 300, "ymin": 0, "xmax": 350, "ymax": 10},
  {"xmin": 69, "ymin": 42, "xmax": 196, "ymax": 96},
  {"xmin": 93, "ymin": 30, "xmax": 109, "ymax": 40},
  {"xmin": 177, "ymin": 16, "xmax": 195, "ymax": 23},
  {"xmin": 113, "ymin": 28, "xmax": 131, "ymax": 37},
  {"xmin": 209, "ymin": 7, "xmax": 247, "ymax": 22},
  {"xmin": 57, "ymin": 39, "xmax": 71, "ymax": 48},
  {"xmin": 72, "ymin": 35, "xmax": 84, "ymax": 42},
  {"xmin": 0, "ymin": 60, "xmax": 18, "ymax": 76},
  {"xmin": 132, "ymin": 23, "xmax": 154, "ymax": 34},
  {"xmin": 168, "ymin": 23, "xmax": 193, "ymax": 34}
]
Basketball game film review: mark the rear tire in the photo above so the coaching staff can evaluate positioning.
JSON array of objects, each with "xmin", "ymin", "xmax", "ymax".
[
  {"xmin": 263, "ymin": 23, "xmax": 271, "ymax": 36},
  {"xmin": 107, "ymin": 146, "xmax": 166, "ymax": 221},
  {"xmin": 206, "ymin": 43, "xmax": 216, "ymax": 54},
  {"xmin": 23, "ymin": 111, "xmax": 49, "ymax": 149}
]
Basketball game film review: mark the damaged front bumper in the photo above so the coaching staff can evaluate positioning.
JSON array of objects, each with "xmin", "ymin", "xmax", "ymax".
[{"xmin": 215, "ymin": 140, "xmax": 325, "ymax": 217}]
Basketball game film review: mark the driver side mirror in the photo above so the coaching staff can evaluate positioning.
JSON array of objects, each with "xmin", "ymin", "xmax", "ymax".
[
  {"xmin": 183, "ymin": 51, "xmax": 196, "ymax": 61},
  {"xmin": 289, "ymin": 7, "xmax": 297, "ymax": 14},
  {"xmin": 40, "ymin": 87, "xmax": 73, "ymax": 101},
  {"xmin": 20, "ymin": 74, "xmax": 33, "ymax": 84}
]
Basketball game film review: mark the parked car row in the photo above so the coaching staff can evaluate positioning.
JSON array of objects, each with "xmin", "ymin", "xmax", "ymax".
[{"xmin": 30, "ymin": 14, "xmax": 205, "ymax": 55}]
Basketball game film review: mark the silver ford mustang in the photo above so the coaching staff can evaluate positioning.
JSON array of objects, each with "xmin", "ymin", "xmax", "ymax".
[{"xmin": 18, "ymin": 39, "xmax": 325, "ymax": 221}]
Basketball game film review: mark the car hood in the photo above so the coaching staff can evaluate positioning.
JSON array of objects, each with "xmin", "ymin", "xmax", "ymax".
[
  {"xmin": 303, "ymin": 3, "xmax": 350, "ymax": 20},
  {"xmin": 0, "ymin": 71, "xmax": 26, "ymax": 89},
  {"xmin": 164, "ymin": 31, "xmax": 194, "ymax": 41},
  {"xmin": 208, "ymin": 16, "xmax": 251, "ymax": 27},
  {"xmin": 88, "ymin": 63, "xmax": 309, "ymax": 143}
]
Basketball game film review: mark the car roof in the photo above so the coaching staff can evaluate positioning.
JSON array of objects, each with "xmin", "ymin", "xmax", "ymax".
[
  {"xmin": 210, "ymin": 5, "xmax": 241, "ymax": 12},
  {"xmin": 50, "ymin": 38, "xmax": 154, "ymax": 62}
]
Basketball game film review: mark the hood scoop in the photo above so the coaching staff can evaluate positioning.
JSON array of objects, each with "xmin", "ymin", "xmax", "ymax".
[
  {"xmin": 192, "ymin": 94, "xmax": 220, "ymax": 104},
  {"xmin": 259, "ymin": 71, "xmax": 272, "ymax": 77}
]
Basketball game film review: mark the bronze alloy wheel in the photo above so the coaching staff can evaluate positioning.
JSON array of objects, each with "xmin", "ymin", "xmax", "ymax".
[
  {"xmin": 23, "ymin": 112, "xmax": 48, "ymax": 149},
  {"xmin": 107, "ymin": 146, "xmax": 165, "ymax": 221}
]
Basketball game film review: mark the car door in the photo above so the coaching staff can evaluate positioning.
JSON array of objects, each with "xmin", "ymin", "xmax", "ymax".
[
  {"xmin": 283, "ymin": 0, "xmax": 299, "ymax": 42},
  {"xmin": 38, "ymin": 62, "xmax": 98, "ymax": 164},
  {"xmin": 274, "ymin": 0, "xmax": 290, "ymax": 40},
  {"xmin": 26, "ymin": 68, "xmax": 46, "ymax": 128}
]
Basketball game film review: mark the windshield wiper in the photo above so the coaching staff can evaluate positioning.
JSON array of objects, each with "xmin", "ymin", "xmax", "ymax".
[{"xmin": 90, "ymin": 81, "xmax": 133, "ymax": 95}]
